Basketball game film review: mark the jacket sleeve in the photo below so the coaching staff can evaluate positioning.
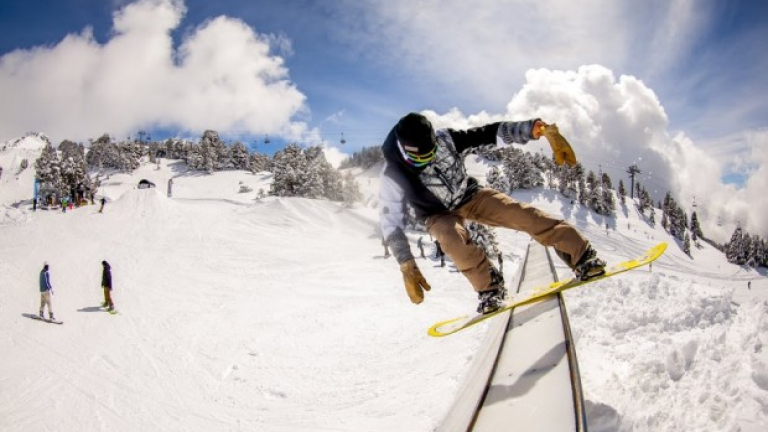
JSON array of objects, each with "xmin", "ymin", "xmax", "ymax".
[
  {"xmin": 379, "ymin": 163, "xmax": 414, "ymax": 264},
  {"xmin": 449, "ymin": 119, "xmax": 540, "ymax": 153}
]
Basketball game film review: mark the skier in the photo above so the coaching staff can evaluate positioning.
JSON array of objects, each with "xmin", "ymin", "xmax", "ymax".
[
  {"xmin": 39, "ymin": 263, "xmax": 55, "ymax": 320},
  {"xmin": 417, "ymin": 236, "xmax": 426, "ymax": 259},
  {"xmin": 99, "ymin": 197, "xmax": 106, "ymax": 213},
  {"xmin": 382, "ymin": 237, "xmax": 390, "ymax": 258},
  {"xmin": 379, "ymin": 113, "xmax": 606, "ymax": 314},
  {"xmin": 101, "ymin": 261, "xmax": 115, "ymax": 311}
]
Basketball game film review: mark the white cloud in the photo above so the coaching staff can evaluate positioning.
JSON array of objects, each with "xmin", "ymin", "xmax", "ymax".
[
  {"xmin": 0, "ymin": 0, "xmax": 311, "ymax": 143},
  {"xmin": 424, "ymin": 65, "xmax": 768, "ymax": 241},
  {"xmin": 327, "ymin": 0, "xmax": 709, "ymax": 109}
]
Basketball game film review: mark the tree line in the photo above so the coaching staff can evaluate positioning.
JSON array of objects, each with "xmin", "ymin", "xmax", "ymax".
[{"xmin": 34, "ymin": 131, "xmax": 362, "ymax": 205}]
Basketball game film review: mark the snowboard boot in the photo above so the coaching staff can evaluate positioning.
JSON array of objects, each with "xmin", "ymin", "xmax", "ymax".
[
  {"xmin": 477, "ymin": 267, "xmax": 507, "ymax": 314},
  {"xmin": 573, "ymin": 246, "xmax": 606, "ymax": 281},
  {"xmin": 39, "ymin": 309, "xmax": 44, "ymax": 319},
  {"xmin": 477, "ymin": 287, "xmax": 508, "ymax": 314},
  {"xmin": 101, "ymin": 302, "xmax": 108, "ymax": 308},
  {"xmin": 49, "ymin": 312, "xmax": 55, "ymax": 321}
]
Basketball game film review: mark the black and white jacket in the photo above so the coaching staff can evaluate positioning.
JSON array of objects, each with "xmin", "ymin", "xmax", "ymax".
[{"xmin": 379, "ymin": 119, "xmax": 539, "ymax": 263}]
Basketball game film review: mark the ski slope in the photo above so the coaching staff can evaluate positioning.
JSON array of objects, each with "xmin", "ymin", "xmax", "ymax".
[{"xmin": 1, "ymin": 140, "xmax": 767, "ymax": 431}]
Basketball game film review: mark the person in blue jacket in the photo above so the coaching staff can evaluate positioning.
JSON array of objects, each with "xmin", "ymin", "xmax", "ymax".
[{"xmin": 39, "ymin": 263, "xmax": 54, "ymax": 320}]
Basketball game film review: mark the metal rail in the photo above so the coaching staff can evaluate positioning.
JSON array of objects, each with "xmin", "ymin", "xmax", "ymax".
[{"xmin": 437, "ymin": 242, "xmax": 588, "ymax": 432}]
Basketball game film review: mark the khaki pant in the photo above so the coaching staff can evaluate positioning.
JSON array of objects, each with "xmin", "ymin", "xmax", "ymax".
[
  {"xmin": 103, "ymin": 287, "xmax": 114, "ymax": 308},
  {"xmin": 426, "ymin": 188, "xmax": 589, "ymax": 293},
  {"xmin": 39, "ymin": 291, "xmax": 53, "ymax": 315}
]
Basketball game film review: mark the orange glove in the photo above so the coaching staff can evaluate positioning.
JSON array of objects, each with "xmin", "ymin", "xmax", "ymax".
[
  {"xmin": 400, "ymin": 259, "xmax": 431, "ymax": 304},
  {"xmin": 540, "ymin": 123, "xmax": 577, "ymax": 166}
]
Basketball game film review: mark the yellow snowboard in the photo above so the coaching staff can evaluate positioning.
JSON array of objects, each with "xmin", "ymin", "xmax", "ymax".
[{"xmin": 428, "ymin": 242, "xmax": 667, "ymax": 337}]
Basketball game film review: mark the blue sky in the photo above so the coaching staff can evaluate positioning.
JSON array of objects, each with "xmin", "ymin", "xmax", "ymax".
[
  {"xmin": 2, "ymin": 0, "xmax": 765, "ymax": 148},
  {"xmin": 1, "ymin": 0, "xmax": 767, "ymax": 239}
]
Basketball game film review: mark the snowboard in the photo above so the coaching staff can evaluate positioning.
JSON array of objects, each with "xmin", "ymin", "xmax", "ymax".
[
  {"xmin": 428, "ymin": 242, "xmax": 667, "ymax": 337},
  {"xmin": 28, "ymin": 315, "xmax": 64, "ymax": 325}
]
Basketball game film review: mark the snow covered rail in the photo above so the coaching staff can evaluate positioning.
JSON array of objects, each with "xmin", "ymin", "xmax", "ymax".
[{"xmin": 437, "ymin": 242, "xmax": 588, "ymax": 432}]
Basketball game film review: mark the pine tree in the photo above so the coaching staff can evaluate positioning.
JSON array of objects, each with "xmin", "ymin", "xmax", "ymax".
[
  {"xmin": 34, "ymin": 142, "xmax": 61, "ymax": 191},
  {"xmin": 617, "ymin": 179, "xmax": 626, "ymax": 204},
  {"xmin": 341, "ymin": 172, "xmax": 363, "ymax": 206},
  {"xmin": 691, "ymin": 211, "xmax": 704, "ymax": 239},
  {"xmin": 230, "ymin": 141, "xmax": 250, "ymax": 170},
  {"xmin": 684, "ymin": 232, "xmax": 691, "ymax": 256},
  {"xmin": 725, "ymin": 227, "xmax": 744, "ymax": 264},
  {"xmin": 601, "ymin": 172, "xmax": 613, "ymax": 190},
  {"xmin": 249, "ymin": 152, "xmax": 270, "ymax": 173},
  {"xmin": 486, "ymin": 166, "xmax": 509, "ymax": 192},
  {"xmin": 271, "ymin": 144, "xmax": 308, "ymax": 197}
]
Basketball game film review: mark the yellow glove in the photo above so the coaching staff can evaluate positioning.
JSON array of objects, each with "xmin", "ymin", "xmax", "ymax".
[
  {"xmin": 540, "ymin": 123, "xmax": 577, "ymax": 166},
  {"xmin": 400, "ymin": 259, "xmax": 431, "ymax": 304}
]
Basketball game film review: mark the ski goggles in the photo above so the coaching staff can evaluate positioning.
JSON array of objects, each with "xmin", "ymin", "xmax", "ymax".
[{"xmin": 398, "ymin": 141, "xmax": 438, "ymax": 167}]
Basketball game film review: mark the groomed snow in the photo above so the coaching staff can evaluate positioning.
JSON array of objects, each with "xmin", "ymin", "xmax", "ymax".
[{"xmin": 0, "ymin": 140, "xmax": 766, "ymax": 431}]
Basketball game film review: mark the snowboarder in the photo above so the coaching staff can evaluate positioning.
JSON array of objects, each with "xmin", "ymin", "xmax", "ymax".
[
  {"xmin": 417, "ymin": 236, "xmax": 426, "ymax": 259},
  {"xmin": 379, "ymin": 113, "xmax": 605, "ymax": 314},
  {"xmin": 435, "ymin": 240, "xmax": 445, "ymax": 267},
  {"xmin": 382, "ymin": 236, "xmax": 390, "ymax": 258},
  {"xmin": 39, "ymin": 263, "xmax": 55, "ymax": 320},
  {"xmin": 101, "ymin": 261, "xmax": 114, "ymax": 311}
]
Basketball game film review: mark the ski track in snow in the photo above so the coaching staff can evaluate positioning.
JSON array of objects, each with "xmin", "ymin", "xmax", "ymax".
[{"xmin": 0, "ymin": 146, "xmax": 766, "ymax": 431}]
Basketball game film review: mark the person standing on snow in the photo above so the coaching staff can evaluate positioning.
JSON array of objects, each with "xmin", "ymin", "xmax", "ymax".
[
  {"xmin": 101, "ymin": 261, "xmax": 115, "ymax": 311},
  {"xmin": 39, "ymin": 263, "xmax": 55, "ymax": 320},
  {"xmin": 379, "ymin": 113, "xmax": 606, "ymax": 314}
]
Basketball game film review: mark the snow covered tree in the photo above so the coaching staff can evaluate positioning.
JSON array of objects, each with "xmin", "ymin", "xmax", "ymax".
[
  {"xmin": 338, "ymin": 146, "xmax": 384, "ymax": 170},
  {"xmin": 486, "ymin": 165, "xmax": 509, "ymax": 192},
  {"xmin": 499, "ymin": 147, "xmax": 543, "ymax": 191},
  {"xmin": 199, "ymin": 130, "xmax": 221, "ymax": 174},
  {"xmin": 249, "ymin": 152, "xmax": 270, "ymax": 173},
  {"xmin": 341, "ymin": 172, "xmax": 363, "ymax": 206},
  {"xmin": 602, "ymin": 186, "xmax": 616, "ymax": 215},
  {"xmin": 271, "ymin": 144, "xmax": 308, "ymax": 197},
  {"xmin": 34, "ymin": 142, "xmax": 61, "ymax": 190},
  {"xmin": 270, "ymin": 144, "xmax": 347, "ymax": 202},
  {"xmin": 466, "ymin": 221, "xmax": 500, "ymax": 261},
  {"xmin": 691, "ymin": 211, "xmax": 704, "ymax": 240},
  {"xmin": 618, "ymin": 179, "xmax": 626, "ymax": 204},
  {"xmin": 230, "ymin": 141, "xmax": 250, "ymax": 170},
  {"xmin": 725, "ymin": 227, "xmax": 746, "ymax": 264},
  {"xmin": 58, "ymin": 140, "xmax": 88, "ymax": 199},
  {"xmin": 683, "ymin": 232, "xmax": 691, "ymax": 256},
  {"xmin": 601, "ymin": 172, "xmax": 613, "ymax": 190}
]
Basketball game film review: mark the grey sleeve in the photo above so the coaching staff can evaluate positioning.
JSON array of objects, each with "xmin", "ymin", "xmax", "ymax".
[
  {"xmin": 379, "ymin": 163, "xmax": 413, "ymax": 264},
  {"xmin": 386, "ymin": 228, "xmax": 415, "ymax": 264},
  {"xmin": 497, "ymin": 119, "xmax": 540, "ymax": 145}
]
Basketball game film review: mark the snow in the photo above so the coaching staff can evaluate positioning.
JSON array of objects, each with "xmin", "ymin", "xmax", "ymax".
[{"xmin": 1, "ymin": 141, "xmax": 767, "ymax": 431}]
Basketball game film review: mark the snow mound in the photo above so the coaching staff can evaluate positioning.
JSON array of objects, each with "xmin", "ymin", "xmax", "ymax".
[
  {"xmin": 245, "ymin": 197, "xmax": 377, "ymax": 235},
  {"xmin": 109, "ymin": 187, "xmax": 178, "ymax": 218},
  {"xmin": 0, "ymin": 133, "xmax": 49, "ymax": 152}
]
